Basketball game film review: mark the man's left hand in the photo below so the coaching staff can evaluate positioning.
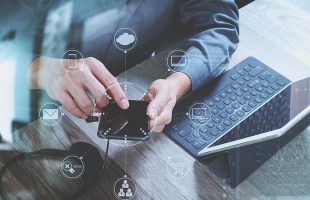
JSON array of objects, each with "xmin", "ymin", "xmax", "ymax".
[{"xmin": 144, "ymin": 72, "xmax": 192, "ymax": 132}]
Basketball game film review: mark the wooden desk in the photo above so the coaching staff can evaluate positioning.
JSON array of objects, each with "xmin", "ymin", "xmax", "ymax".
[{"xmin": 2, "ymin": 0, "xmax": 310, "ymax": 199}]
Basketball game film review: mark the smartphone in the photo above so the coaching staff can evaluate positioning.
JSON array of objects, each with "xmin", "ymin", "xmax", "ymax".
[{"xmin": 97, "ymin": 100, "xmax": 150, "ymax": 141}]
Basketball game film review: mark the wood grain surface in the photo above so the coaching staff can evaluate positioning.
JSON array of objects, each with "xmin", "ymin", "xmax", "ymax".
[{"xmin": 1, "ymin": 0, "xmax": 310, "ymax": 199}]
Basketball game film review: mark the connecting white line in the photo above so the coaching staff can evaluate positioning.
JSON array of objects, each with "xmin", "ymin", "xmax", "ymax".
[
  {"xmin": 81, "ymin": 146, "xmax": 94, "ymax": 159},
  {"xmin": 124, "ymin": 51, "xmax": 127, "ymax": 82},
  {"xmin": 124, "ymin": 135, "xmax": 128, "ymax": 175}
]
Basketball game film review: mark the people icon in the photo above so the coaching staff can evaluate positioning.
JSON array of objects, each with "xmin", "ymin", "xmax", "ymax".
[
  {"xmin": 126, "ymin": 188, "xmax": 133, "ymax": 197},
  {"xmin": 115, "ymin": 177, "xmax": 136, "ymax": 199},
  {"xmin": 118, "ymin": 188, "xmax": 125, "ymax": 197},
  {"xmin": 122, "ymin": 180, "xmax": 129, "ymax": 188}
]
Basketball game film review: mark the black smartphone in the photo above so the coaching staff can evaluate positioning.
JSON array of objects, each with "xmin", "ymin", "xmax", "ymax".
[{"xmin": 97, "ymin": 100, "xmax": 150, "ymax": 141}]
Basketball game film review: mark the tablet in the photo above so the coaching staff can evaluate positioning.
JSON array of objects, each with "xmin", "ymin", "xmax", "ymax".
[{"xmin": 198, "ymin": 77, "xmax": 310, "ymax": 156}]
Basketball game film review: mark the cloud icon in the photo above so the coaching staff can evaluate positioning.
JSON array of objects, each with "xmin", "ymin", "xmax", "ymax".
[{"xmin": 116, "ymin": 32, "xmax": 135, "ymax": 46}]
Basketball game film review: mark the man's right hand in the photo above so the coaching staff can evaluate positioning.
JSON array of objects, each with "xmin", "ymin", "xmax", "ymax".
[{"xmin": 28, "ymin": 57, "xmax": 129, "ymax": 119}]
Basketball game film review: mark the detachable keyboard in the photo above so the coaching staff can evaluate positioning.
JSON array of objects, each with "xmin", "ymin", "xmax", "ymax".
[{"xmin": 165, "ymin": 57, "xmax": 291, "ymax": 157}]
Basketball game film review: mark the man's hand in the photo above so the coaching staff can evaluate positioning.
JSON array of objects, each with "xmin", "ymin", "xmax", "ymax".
[
  {"xmin": 144, "ymin": 72, "xmax": 191, "ymax": 132},
  {"xmin": 28, "ymin": 57, "xmax": 129, "ymax": 119}
]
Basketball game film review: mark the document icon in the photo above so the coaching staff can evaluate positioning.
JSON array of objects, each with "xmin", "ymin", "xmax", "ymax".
[{"xmin": 43, "ymin": 109, "xmax": 59, "ymax": 120}]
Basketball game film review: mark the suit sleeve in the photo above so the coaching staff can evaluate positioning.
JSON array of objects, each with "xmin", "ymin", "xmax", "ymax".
[{"xmin": 179, "ymin": 0, "xmax": 239, "ymax": 91}]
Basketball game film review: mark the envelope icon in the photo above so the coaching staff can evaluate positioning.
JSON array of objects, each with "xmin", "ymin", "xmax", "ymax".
[{"xmin": 43, "ymin": 109, "xmax": 59, "ymax": 120}]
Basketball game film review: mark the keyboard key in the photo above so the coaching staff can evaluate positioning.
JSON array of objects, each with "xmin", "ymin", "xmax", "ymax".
[
  {"xmin": 202, "ymin": 133, "xmax": 213, "ymax": 141},
  {"xmin": 231, "ymin": 84, "xmax": 239, "ymax": 89},
  {"xmin": 193, "ymin": 132, "xmax": 200, "ymax": 138},
  {"xmin": 253, "ymin": 78, "xmax": 260, "ymax": 84},
  {"xmin": 229, "ymin": 114, "xmax": 238, "ymax": 122},
  {"xmin": 250, "ymin": 90, "xmax": 258, "ymax": 96},
  {"xmin": 266, "ymin": 89, "xmax": 274, "ymax": 95},
  {"xmin": 236, "ymin": 110, "xmax": 245, "ymax": 117},
  {"xmin": 230, "ymin": 73, "xmax": 240, "ymax": 80},
  {"xmin": 242, "ymin": 105, "xmax": 251, "ymax": 112},
  {"xmin": 198, "ymin": 119, "xmax": 206, "ymax": 124},
  {"xmin": 254, "ymin": 97, "xmax": 262, "ymax": 103},
  {"xmin": 259, "ymin": 71, "xmax": 271, "ymax": 80},
  {"xmin": 207, "ymin": 100, "xmax": 215, "ymax": 107},
  {"xmin": 237, "ymin": 69, "xmax": 246, "ymax": 75},
  {"xmin": 247, "ymin": 81, "xmax": 255, "ymax": 88},
  {"xmin": 211, "ymin": 108, "xmax": 219, "ymax": 114},
  {"xmin": 235, "ymin": 90, "xmax": 242, "ymax": 96},
  {"xmin": 216, "ymin": 124, "xmax": 226, "ymax": 131},
  {"xmin": 271, "ymin": 84, "xmax": 279, "ymax": 91},
  {"xmin": 244, "ymin": 94, "xmax": 252, "ymax": 100},
  {"xmin": 216, "ymin": 103, "xmax": 225, "ymax": 110},
  {"xmin": 243, "ymin": 65, "xmax": 252, "ymax": 72},
  {"xmin": 223, "ymin": 119, "xmax": 232, "ymax": 126},
  {"xmin": 225, "ymin": 88, "xmax": 233, "ymax": 94},
  {"xmin": 232, "ymin": 102, "xmax": 241, "ymax": 109},
  {"xmin": 261, "ymin": 81, "xmax": 269, "ymax": 88},
  {"xmin": 238, "ymin": 98, "xmax": 247, "ymax": 105},
  {"xmin": 249, "ymin": 66, "xmax": 264, "ymax": 76},
  {"xmin": 260, "ymin": 93, "xmax": 268, "ymax": 99},
  {"xmin": 193, "ymin": 141, "xmax": 206, "ymax": 149},
  {"xmin": 223, "ymin": 99, "xmax": 232, "ymax": 105},
  {"xmin": 206, "ymin": 121, "xmax": 215, "ymax": 128},
  {"xmin": 199, "ymin": 126, "xmax": 208, "ymax": 133},
  {"xmin": 210, "ymin": 130, "xmax": 219, "ymax": 136},
  {"xmin": 243, "ymin": 76, "xmax": 251, "ymax": 81},
  {"xmin": 267, "ymin": 75, "xmax": 277, "ymax": 83},
  {"xmin": 255, "ymin": 86, "xmax": 264, "ymax": 92},
  {"xmin": 219, "ymin": 92, "xmax": 228, "ymax": 98},
  {"xmin": 241, "ymin": 86, "xmax": 249, "ymax": 92},
  {"xmin": 225, "ymin": 107, "xmax": 234, "ymax": 114},
  {"xmin": 248, "ymin": 101, "xmax": 257, "ymax": 108},
  {"xmin": 237, "ymin": 79, "xmax": 245, "ymax": 85},
  {"xmin": 248, "ymin": 62, "xmax": 257, "ymax": 68},
  {"xmin": 229, "ymin": 95, "xmax": 237, "ymax": 101},
  {"xmin": 214, "ymin": 96, "xmax": 221, "ymax": 102},
  {"xmin": 178, "ymin": 130, "xmax": 189, "ymax": 137},
  {"xmin": 172, "ymin": 125, "xmax": 178, "ymax": 131},
  {"xmin": 185, "ymin": 136, "xmax": 194, "ymax": 143},
  {"xmin": 190, "ymin": 123, "xmax": 200, "ymax": 128},
  {"xmin": 219, "ymin": 111, "xmax": 228, "ymax": 118},
  {"xmin": 276, "ymin": 80, "xmax": 285, "ymax": 86},
  {"xmin": 213, "ymin": 117, "xmax": 222, "ymax": 123}
]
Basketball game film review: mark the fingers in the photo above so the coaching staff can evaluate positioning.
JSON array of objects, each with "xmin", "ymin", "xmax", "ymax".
[
  {"xmin": 83, "ymin": 75, "xmax": 109, "ymax": 108},
  {"xmin": 151, "ymin": 108, "xmax": 172, "ymax": 126},
  {"xmin": 149, "ymin": 100, "xmax": 174, "ymax": 132},
  {"xmin": 102, "ymin": 75, "xmax": 129, "ymax": 109},
  {"xmin": 150, "ymin": 125, "xmax": 165, "ymax": 133},
  {"xmin": 67, "ymin": 82, "xmax": 94, "ymax": 115},
  {"xmin": 58, "ymin": 91, "xmax": 88, "ymax": 119},
  {"xmin": 147, "ymin": 86, "xmax": 170, "ymax": 119},
  {"xmin": 87, "ymin": 57, "xmax": 129, "ymax": 109}
]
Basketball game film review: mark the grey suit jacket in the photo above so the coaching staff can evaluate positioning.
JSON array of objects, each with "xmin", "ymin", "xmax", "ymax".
[{"xmin": 81, "ymin": 0, "xmax": 239, "ymax": 91}]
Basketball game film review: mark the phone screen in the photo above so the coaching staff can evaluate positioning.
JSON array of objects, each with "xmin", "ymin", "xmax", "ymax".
[{"xmin": 97, "ymin": 100, "xmax": 150, "ymax": 141}]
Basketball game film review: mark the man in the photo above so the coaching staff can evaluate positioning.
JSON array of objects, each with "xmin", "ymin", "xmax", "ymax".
[{"xmin": 28, "ymin": 0, "xmax": 239, "ymax": 132}]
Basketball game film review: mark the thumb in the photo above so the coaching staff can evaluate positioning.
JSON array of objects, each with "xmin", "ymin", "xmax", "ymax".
[{"xmin": 147, "ymin": 90, "xmax": 169, "ymax": 120}]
